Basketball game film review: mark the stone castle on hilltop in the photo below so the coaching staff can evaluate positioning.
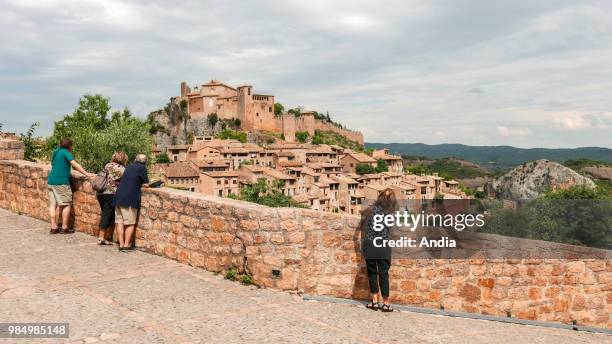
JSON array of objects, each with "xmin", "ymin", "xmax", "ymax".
[{"xmin": 176, "ymin": 80, "xmax": 364, "ymax": 144}]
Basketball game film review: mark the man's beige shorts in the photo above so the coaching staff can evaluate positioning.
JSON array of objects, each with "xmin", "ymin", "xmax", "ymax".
[
  {"xmin": 48, "ymin": 184, "xmax": 73, "ymax": 207},
  {"xmin": 115, "ymin": 206, "xmax": 138, "ymax": 225}
]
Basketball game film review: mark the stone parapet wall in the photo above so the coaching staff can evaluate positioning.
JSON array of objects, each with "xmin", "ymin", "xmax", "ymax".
[
  {"xmin": 0, "ymin": 159, "xmax": 609, "ymax": 329},
  {"xmin": 0, "ymin": 139, "xmax": 24, "ymax": 160}
]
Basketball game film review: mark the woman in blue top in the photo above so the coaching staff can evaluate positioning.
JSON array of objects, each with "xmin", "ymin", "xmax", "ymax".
[{"xmin": 47, "ymin": 138, "xmax": 95, "ymax": 234}]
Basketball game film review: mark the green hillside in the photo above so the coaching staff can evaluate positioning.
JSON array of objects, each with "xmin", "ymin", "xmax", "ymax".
[
  {"xmin": 405, "ymin": 157, "xmax": 491, "ymax": 179},
  {"xmin": 366, "ymin": 143, "xmax": 612, "ymax": 171}
]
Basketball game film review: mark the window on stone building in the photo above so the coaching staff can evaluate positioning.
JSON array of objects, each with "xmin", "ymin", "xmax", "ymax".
[{"xmin": 269, "ymin": 106, "xmax": 272, "ymax": 112}]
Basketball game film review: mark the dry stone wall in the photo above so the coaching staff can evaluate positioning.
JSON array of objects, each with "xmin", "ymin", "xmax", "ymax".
[{"xmin": 0, "ymin": 159, "xmax": 609, "ymax": 329}]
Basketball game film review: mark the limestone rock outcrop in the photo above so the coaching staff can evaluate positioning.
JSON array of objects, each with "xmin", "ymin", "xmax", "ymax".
[{"xmin": 487, "ymin": 159, "xmax": 596, "ymax": 200}]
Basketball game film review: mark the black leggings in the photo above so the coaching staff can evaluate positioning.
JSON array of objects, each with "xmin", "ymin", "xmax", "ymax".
[
  {"xmin": 97, "ymin": 194, "xmax": 115, "ymax": 230},
  {"xmin": 366, "ymin": 259, "xmax": 390, "ymax": 298}
]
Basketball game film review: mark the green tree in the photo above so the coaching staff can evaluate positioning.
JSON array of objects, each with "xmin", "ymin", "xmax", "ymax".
[
  {"xmin": 46, "ymin": 94, "xmax": 112, "ymax": 153},
  {"xmin": 434, "ymin": 192, "xmax": 445, "ymax": 201},
  {"xmin": 155, "ymin": 152, "xmax": 171, "ymax": 163},
  {"xmin": 481, "ymin": 185, "xmax": 611, "ymax": 249},
  {"xmin": 146, "ymin": 113, "xmax": 168, "ymax": 135},
  {"xmin": 356, "ymin": 163, "xmax": 376, "ymax": 175},
  {"xmin": 295, "ymin": 131, "xmax": 309, "ymax": 143},
  {"xmin": 207, "ymin": 113, "xmax": 218, "ymax": 127},
  {"xmin": 287, "ymin": 107, "xmax": 302, "ymax": 116},
  {"xmin": 19, "ymin": 122, "xmax": 41, "ymax": 162},
  {"xmin": 274, "ymin": 103, "xmax": 284, "ymax": 116},
  {"xmin": 474, "ymin": 190, "xmax": 486, "ymax": 199},
  {"xmin": 375, "ymin": 159, "xmax": 389, "ymax": 173},
  {"xmin": 46, "ymin": 94, "xmax": 152, "ymax": 172},
  {"xmin": 406, "ymin": 164, "xmax": 430, "ymax": 175},
  {"xmin": 233, "ymin": 178, "xmax": 305, "ymax": 208}
]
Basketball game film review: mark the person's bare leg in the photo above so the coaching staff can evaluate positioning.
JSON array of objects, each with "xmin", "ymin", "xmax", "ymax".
[
  {"xmin": 372, "ymin": 293, "xmax": 380, "ymax": 304},
  {"xmin": 116, "ymin": 222, "xmax": 125, "ymax": 248},
  {"xmin": 49, "ymin": 203, "xmax": 58, "ymax": 230},
  {"xmin": 98, "ymin": 228, "xmax": 106, "ymax": 242},
  {"xmin": 106, "ymin": 224, "xmax": 115, "ymax": 241},
  {"xmin": 124, "ymin": 225, "xmax": 135, "ymax": 248},
  {"xmin": 61, "ymin": 205, "xmax": 71, "ymax": 230}
]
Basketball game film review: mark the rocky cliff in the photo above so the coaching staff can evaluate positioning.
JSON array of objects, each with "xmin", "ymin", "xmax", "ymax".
[
  {"xmin": 487, "ymin": 159, "xmax": 596, "ymax": 200},
  {"xmin": 149, "ymin": 100, "xmax": 286, "ymax": 148},
  {"xmin": 148, "ymin": 100, "xmax": 217, "ymax": 148}
]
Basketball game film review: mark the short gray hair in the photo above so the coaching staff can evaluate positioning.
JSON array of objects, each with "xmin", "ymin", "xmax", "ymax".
[{"xmin": 135, "ymin": 154, "xmax": 147, "ymax": 163}]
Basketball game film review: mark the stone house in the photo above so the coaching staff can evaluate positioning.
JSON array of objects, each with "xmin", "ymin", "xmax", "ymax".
[
  {"xmin": 372, "ymin": 148, "xmax": 404, "ymax": 173},
  {"xmin": 340, "ymin": 152, "xmax": 377, "ymax": 173},
  {"xmin": 167, "ymin": 144, "xmax": 190, "ymax": 162},
  {"xmin": 159, "ymin": 162, "xmax": 200, "ymax": 192},
  {"xmin": 190, "ymin": 159, "xmax": 231, "ymax": 173},
  {"xmin": 199, "ymin": 171, "xmax": 240, "ymax": 197}
]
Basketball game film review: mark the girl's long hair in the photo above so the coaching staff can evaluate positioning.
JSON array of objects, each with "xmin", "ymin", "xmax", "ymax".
[{"xmin": 359, "ymin": 188, "xmax": 399, "ymax": 232}]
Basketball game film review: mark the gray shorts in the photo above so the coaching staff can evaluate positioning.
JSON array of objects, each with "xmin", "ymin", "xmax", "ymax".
[
  {"xmin": 48, "ymin": 184, "xmax": 72, "ymax": 207},
  {"xmin": 115, "ymin": 206, "xmax": 138, "ymax": 226}
]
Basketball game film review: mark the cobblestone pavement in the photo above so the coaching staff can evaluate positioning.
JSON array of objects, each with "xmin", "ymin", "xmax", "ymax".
[{"xmin": 0, "ymin": 209, "xmax": 609, "ymax": 344}]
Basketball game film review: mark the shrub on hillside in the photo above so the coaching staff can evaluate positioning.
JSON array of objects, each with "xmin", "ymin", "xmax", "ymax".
[
  {"xmin": 356, "ymin": 163, "xmax": 375, "ymax": 175},
  {"xmin": 311, "ymin": 129, "xmax": 362, "ymax": 151},
  {"xmin": 215, "ymin": 129, "xmax": 247, "ymax": 143},
  {"xmin": 295, "ymin": 131, "xmax": 309, "ymax": 143},
  {"xmin": 155, "ymin": 152, "xmax": 171, "ymax": 163},
  {"xmin": 375, "ymin": 159, "xmax": 388, "ymax": 173},
  {"xmin": 231, "ymin": 178, "xmax": 305, "ymax": 208}
]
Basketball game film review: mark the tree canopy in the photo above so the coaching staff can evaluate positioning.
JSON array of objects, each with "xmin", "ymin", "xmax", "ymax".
[{"xmin": 46, "ymin": 94, "xmax": 152, "ymax": 172}]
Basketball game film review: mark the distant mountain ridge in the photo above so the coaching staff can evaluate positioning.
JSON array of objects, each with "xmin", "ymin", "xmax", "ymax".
[{"xmin": 365, "ymin": 142, "xmax": 612, "ymax": 170}]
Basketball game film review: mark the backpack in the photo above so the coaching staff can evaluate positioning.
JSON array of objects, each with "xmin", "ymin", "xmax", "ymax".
[{"xmin": 92, "ymin": 169, "xmax": 109, "ymax": 193}]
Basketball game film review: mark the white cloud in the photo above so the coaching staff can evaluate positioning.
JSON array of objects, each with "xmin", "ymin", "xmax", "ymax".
[
  {"xmin": 496, "ymin": 126, "xmax": 532, "ymax": 137},
  {"xmin": 0, "ymin": 0, "xmax": 611, "ymax": 148}
]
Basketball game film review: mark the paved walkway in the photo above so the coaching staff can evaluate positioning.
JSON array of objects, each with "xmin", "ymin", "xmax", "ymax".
[{"xmin": 0, "ymin": 209, "xmax": 608, "ymax": 344}]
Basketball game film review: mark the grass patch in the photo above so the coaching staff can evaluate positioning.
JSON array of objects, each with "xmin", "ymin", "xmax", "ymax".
[
  {"xmin": 224, "ymin": 268, "xmax": 257, "ymax": 286},
  {"xmin": 225, "ymin": 268, "xmax": 238, "ymax": 281},
  {"xmin": 240, "ymin": 274, "xmax": 254, "ymax": 285}
]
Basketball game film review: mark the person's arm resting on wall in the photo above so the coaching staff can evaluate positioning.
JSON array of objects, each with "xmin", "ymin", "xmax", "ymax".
[
  {"xmin": 141, "ymin": 165, "xmax": 150, "ymax": 188},
  {"xmin": 70, "ymin": 160, "xmax": 95, "ymax": 178}
]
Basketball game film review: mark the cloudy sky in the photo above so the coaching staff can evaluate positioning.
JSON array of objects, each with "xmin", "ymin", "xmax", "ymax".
[{"xmin": 1, "ymin": 0, "xmax": 611, "ymax": 148}]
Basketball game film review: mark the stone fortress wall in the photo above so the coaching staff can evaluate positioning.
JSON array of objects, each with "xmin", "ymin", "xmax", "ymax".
[
  {"xmin": 178, "ymin": 81, "xmax": 364, "ymax": 145},
  {"xmin": 0, "ymin": 155, "xmax": 609, "ymax": 329}
]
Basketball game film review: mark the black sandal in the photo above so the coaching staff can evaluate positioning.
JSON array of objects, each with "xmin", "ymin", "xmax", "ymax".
[
  {"xmin": 366, "ymin": 302, "xmax": 379, "ymax": 311},
  {"xmin": 98, "ymin": 239, "xmax": 109, "ymax": 245},
  {"xmin": 380, "ymin": 304, "xmax": 394, "ymax": 312},
  {"xmin": 50, "ymin": 227, "xmax": 60, "ymax": 234},
  {"xmin": 60, "ymin": 228, "xmax": 74, "ymax": 234}
]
